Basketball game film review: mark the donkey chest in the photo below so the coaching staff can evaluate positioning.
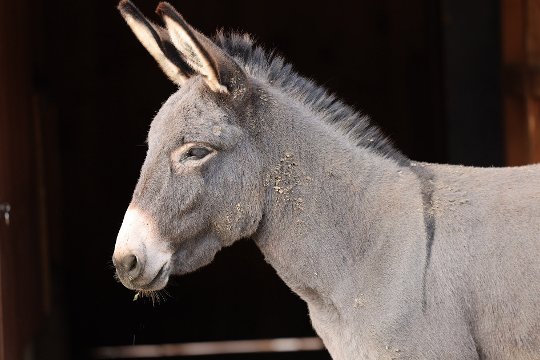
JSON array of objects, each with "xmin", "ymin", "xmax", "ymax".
[
  {"xmin": 307, "ymin": 302, "xmax": 475, "ymax": 360},
  {"xmin": 308, "ymin": 305, "xmax": 403, "ymax": 360},
  {"xmin": 311, "ymin": 320, "xmax": 406, "ymax": 359}
]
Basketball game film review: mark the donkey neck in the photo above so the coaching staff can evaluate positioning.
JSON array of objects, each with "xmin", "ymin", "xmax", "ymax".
[{"xmin": 250, "ymin": 83, "xmax": 427, "ymax": 315}]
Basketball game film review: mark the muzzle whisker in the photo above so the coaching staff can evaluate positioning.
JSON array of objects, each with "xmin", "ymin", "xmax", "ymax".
[
  {"xmin": 113, "ymin": 272, "xmax": 122, "ymax": 284},
  {"xmin": 107, "ymin": 259, "xmax": 116, "ymax": 270},
  {"xmin": 162, "ymin": 289, "xmax": 173, "ymax": 299}
]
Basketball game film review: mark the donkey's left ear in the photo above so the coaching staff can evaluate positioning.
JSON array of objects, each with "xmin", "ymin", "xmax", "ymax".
[{"xmin": 157, "ymin": 2, "xmax": 245, "ymax": 94}]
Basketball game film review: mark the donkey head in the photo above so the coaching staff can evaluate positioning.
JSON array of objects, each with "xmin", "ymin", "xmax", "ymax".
[{"xmin": 112, "ymin": 1, "xmax": 264, "ymax": 292}]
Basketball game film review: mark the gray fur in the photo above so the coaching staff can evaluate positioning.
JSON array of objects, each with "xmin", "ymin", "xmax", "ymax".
[{"xmin": 114, "ymin": 2, "xmax": 540, "ymax": 359}]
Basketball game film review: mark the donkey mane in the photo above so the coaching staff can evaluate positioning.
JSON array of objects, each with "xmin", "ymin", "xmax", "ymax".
[{"xmin": 214, "ymin": 32, "xmax": 409, "ymax": 165}]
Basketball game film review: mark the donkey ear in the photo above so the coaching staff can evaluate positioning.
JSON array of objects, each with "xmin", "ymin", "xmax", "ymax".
[
  {"xmin": 157, "ymin": 2, "xmax": 243, "ymax": 94},
  {"xmin": 118, "ymin": 0, "xmax": 194, "ymax": 85}
]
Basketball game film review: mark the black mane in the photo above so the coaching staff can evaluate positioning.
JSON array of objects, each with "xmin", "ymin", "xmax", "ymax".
[{"xmin": 214, "ymin": 32, "xmax": 408, "ymax": 165}]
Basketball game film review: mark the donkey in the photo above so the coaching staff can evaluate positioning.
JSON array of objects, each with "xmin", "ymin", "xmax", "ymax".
[{"xmin": 112, "ymin": 1, "xmax": 540, "ymax": 359}]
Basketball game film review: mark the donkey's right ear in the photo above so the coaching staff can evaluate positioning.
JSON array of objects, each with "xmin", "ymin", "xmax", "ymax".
[{"xmin": 118, "ymin": 0, "xmax": 194, "ymax": 85}]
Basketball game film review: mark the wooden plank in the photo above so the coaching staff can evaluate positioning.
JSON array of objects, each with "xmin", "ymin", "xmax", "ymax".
[
  {"xmin": 501, "ymin": 0, "xmax": 527, "ymax": 166},
  {"xmin": 92, "ymin": 338, "xmax": 325, "ymax": 359},
  {"xmin": 526, "ymin": 0, "xmax": 540, "ymax": 162},
  {"xmin": 503, "ymin": 96, "xmax": 529, "ymax": 164},
  {"xmin": 528, "ymin": 97, "xmax": 540, "ymax": 162},
  {"xmin": 527, "ymin": 0, "xmax": 540, "ymax": 65},
  {"xmin": 501, "ymin": 0, "xmax": 540, "ymax": 165}
]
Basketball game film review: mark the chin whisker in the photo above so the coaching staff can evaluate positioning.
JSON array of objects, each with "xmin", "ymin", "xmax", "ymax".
[
  {"xmin": 113, "ymin": 272, "xmax": 122, "ymax": 283},
  {"xmin": 162, "ymin": 289, "xmax": 173, "ymax": 299},
  {"xmin": 132, "ymin": 288, "xmax": 170, "ymax": 306},
  {"xmin": 107, "ymin": 259, "xmax": 116, "ymax": 270}
]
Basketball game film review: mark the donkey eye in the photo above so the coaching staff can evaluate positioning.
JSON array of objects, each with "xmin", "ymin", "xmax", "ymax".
[
  {"xmin": 171, "ymin": 143, "xmax": 216, "ymax": 168},
  {"xmin": 184, "ymin": 146, "xmax": 212, "ymax": 160}
]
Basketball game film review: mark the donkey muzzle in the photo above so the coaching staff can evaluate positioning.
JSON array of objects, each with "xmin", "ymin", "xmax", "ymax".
[{"xmin": 113, "ymin": 206, "xmax": 172, "ymax": 290}]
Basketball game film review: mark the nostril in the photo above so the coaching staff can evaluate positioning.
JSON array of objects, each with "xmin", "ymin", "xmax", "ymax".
[
  {"xmin": 114, "ymin": 252, "xmax": 144, "ymax": 280},
  {"xmin": 121, "ymin": 254, "xmax": 138, "ymax": 272}
]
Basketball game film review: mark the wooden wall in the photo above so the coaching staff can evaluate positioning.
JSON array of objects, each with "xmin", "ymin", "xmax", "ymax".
[
  {"xmin": 0, "ymin": 0, "xmax": 48, "ymax": 359},
  {"xmin": 502, "ymin": 0, "xmax": 540, "ymax": 165}
]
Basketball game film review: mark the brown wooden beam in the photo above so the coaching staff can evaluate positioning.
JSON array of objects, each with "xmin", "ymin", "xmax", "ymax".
[{"xmin": 502, "ymin": 0, "xmax": 540, "ymax": 165}]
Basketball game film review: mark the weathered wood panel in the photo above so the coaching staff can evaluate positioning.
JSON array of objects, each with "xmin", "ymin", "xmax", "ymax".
[
  {"xmin": 502, "ymin": 0, "xmax": 540, "ymax": 165},
  {"xmin": 0, "ymin": 0, "xmax": 46, "ymax": 359}
]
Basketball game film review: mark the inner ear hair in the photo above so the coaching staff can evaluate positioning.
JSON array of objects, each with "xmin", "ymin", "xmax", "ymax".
[
  {"xmin": 118, "ymin": 0, "xmax": 193, "ymax": 85},
  {"xmin": 156, "ymin": 2, "xmax": 229, "ymax": 94}
]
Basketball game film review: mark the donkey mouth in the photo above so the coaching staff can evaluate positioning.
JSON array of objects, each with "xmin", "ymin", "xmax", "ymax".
[{"xmin": 135, "ymin": 263, "xmax": 169, "ymax": 291}]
